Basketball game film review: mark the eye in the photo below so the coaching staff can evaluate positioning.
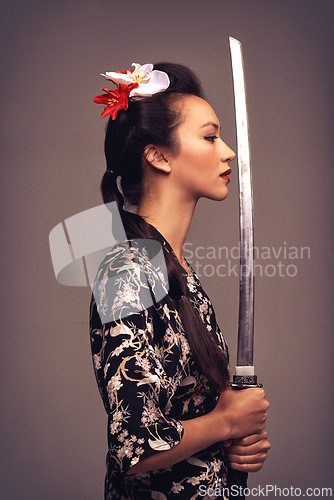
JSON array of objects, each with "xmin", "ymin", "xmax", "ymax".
[{"xmin": 204, "ymin": 135, "xmax": 219, "ymax": 143}]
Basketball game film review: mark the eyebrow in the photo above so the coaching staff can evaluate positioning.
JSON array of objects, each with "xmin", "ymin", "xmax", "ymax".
[{"xmin": 199, "ymin": 121, "xmax": 220, "ymax": 130}]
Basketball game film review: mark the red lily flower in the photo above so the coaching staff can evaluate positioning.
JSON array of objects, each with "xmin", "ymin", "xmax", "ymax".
[{"xmin": 93, "ymin": 82, "xmax": 138, "ymax": 119}]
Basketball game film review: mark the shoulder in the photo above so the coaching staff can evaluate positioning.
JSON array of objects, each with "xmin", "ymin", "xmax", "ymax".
[{"xmin": 92, "ymin": 238, "xmax": 169, "ymax": 325}]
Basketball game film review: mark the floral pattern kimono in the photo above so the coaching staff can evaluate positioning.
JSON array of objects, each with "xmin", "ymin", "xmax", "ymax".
[{"xmin": 89, "ymin": 222, "xmax": 229, "ymax": 499}]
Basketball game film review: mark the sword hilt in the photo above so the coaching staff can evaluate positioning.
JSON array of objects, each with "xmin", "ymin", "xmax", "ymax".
[{"xmin": 227, "ymin": 375, "xmax": 262, "ymax": 500}]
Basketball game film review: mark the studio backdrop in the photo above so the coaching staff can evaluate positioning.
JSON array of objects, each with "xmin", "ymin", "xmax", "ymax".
[{"xmin": 1, "ymin": 0, "xmax": 333, "ymax": 498}]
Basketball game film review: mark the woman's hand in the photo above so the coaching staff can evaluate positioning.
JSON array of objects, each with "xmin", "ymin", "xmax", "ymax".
[
  {"xmin": 212, "ymin": 386, "xmax": 269, "ymax": 441},
  {"xmin": 128, "ymin": 387, "xmax": 269, "ymax": 475},
  {"xmin": 224, "ymin": 430, "xmax": 271, "ymax": 472}
]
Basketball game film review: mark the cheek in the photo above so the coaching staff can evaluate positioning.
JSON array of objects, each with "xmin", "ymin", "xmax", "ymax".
[{"xmin": 178, "ymin": 143, "xmax": 214, "ymax": 172}]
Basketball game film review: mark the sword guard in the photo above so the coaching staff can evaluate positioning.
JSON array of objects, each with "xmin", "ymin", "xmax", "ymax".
[{"xmin": 231, "ymin": 374, "xmax": 262, "ymax": 389}]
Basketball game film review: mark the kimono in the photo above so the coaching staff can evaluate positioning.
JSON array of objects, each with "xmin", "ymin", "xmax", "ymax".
[{"xmin": 89, "ymin": 221, "xmax": 229, "ymax": 499}]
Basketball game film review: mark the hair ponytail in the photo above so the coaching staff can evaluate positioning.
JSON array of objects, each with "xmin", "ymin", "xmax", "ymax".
[
  {"xmin": 100, "ymin": 62, "xmax": 230, "ymax": 391},
  {"xmin": 101, "ymin": 170, "xmax": 124, "ymax": 206},
  {"xmin": 156, "ymin": 241, "xmax": 229, "ymax": 391},
  {"xmin": 178, "ymin": 296, "xmax": 229, "ymax": 390}
]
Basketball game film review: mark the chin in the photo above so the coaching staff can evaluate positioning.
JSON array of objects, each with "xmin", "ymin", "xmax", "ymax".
[
  {"xmin": 207, "ymin": 188, "xmax": 229, "ymax": 202},
  {"xmin": 196, "ymin": 185, "xmax": 229, "ymax": 202}
]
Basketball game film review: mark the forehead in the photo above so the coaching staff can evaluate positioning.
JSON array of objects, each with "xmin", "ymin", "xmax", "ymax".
[{"xmin": 177, "ymin": 95, "xmax": 219, "ymax": 129}]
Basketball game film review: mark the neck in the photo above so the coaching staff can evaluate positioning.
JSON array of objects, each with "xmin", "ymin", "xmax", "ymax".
[{"xmin": 137, "ymin": 191, "xmax": 197, "ymax": 264}]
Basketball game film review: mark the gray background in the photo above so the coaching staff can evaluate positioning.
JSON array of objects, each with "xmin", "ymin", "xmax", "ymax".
[{"xmin": 1, "ymin": 0, "xmax": 333, "ymax": 498}]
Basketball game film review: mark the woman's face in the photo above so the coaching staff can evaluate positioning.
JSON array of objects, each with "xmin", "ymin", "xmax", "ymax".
[{"xmin": 168, "ymin": 95, "xmax": 235, "ymax": 202}]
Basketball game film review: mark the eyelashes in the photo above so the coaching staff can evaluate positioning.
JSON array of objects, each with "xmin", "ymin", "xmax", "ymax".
[{"xmin": 204, "ymin": 135, "xmax": 219, "ymax": 143}]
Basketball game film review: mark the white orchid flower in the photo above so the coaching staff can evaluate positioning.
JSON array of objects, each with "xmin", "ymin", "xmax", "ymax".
[{"xmin": 102, "ymin": 63, "xmax": 170, "ymax": 97}]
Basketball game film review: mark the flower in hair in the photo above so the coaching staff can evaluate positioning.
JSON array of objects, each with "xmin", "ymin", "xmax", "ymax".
[
  {"xmin": 93, "ymin": 63, "xmax": 170, "ymax": 119},
  {"xmin": 93, "ymin": 85, "xmax": 135, "ymax": 120}
]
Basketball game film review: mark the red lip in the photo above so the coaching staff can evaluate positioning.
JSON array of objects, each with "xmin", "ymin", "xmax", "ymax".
[{"xmin": 220, "ymin": 168, "xmax": 231, "ymax": 183}]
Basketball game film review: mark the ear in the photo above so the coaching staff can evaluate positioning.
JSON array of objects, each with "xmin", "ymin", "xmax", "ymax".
[{"xmin": 144, "ymin": 146, "xmax": 171, "ymax": 174}]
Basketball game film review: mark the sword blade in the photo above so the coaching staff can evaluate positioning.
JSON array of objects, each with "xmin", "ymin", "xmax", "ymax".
[{"xmin": 229, "ymin": 36, "xmax": 255, "ymax": 378}]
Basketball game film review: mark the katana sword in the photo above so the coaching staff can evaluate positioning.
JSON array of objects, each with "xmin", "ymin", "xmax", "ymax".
[
  {"xmin": 227, "ymin": 36, "xmax": 260, "ymax": 500},
  {"xmin": 229, "ymin": 36, "xmax": 260, "ymax": 389}
]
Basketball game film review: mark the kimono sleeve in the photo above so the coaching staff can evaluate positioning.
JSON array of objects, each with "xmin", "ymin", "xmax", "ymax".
[{"xmin": 89, "ymin": 240, "xmax": 184, "ymax": 473}]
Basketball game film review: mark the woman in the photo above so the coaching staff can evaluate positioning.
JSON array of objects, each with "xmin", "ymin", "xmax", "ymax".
[{"xmin": 90, "ymin": 62, "xmax": 270, "ymax": 499}]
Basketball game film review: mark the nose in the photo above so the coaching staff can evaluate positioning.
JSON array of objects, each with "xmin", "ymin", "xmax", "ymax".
[{"xmin": 219, "ymin": 139, "xmax": 236, "ymax": 162}]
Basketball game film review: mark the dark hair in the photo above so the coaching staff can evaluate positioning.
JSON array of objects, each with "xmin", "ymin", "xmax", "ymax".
[{"xmin": 100, "ymin": 62, "xmax": 229, "ymax": 391}]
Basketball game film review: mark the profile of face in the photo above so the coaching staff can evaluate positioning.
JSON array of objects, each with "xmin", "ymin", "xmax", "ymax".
[{"xmin": 166, "ymin": 95, "xmax": 236, "ymax": 203}]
